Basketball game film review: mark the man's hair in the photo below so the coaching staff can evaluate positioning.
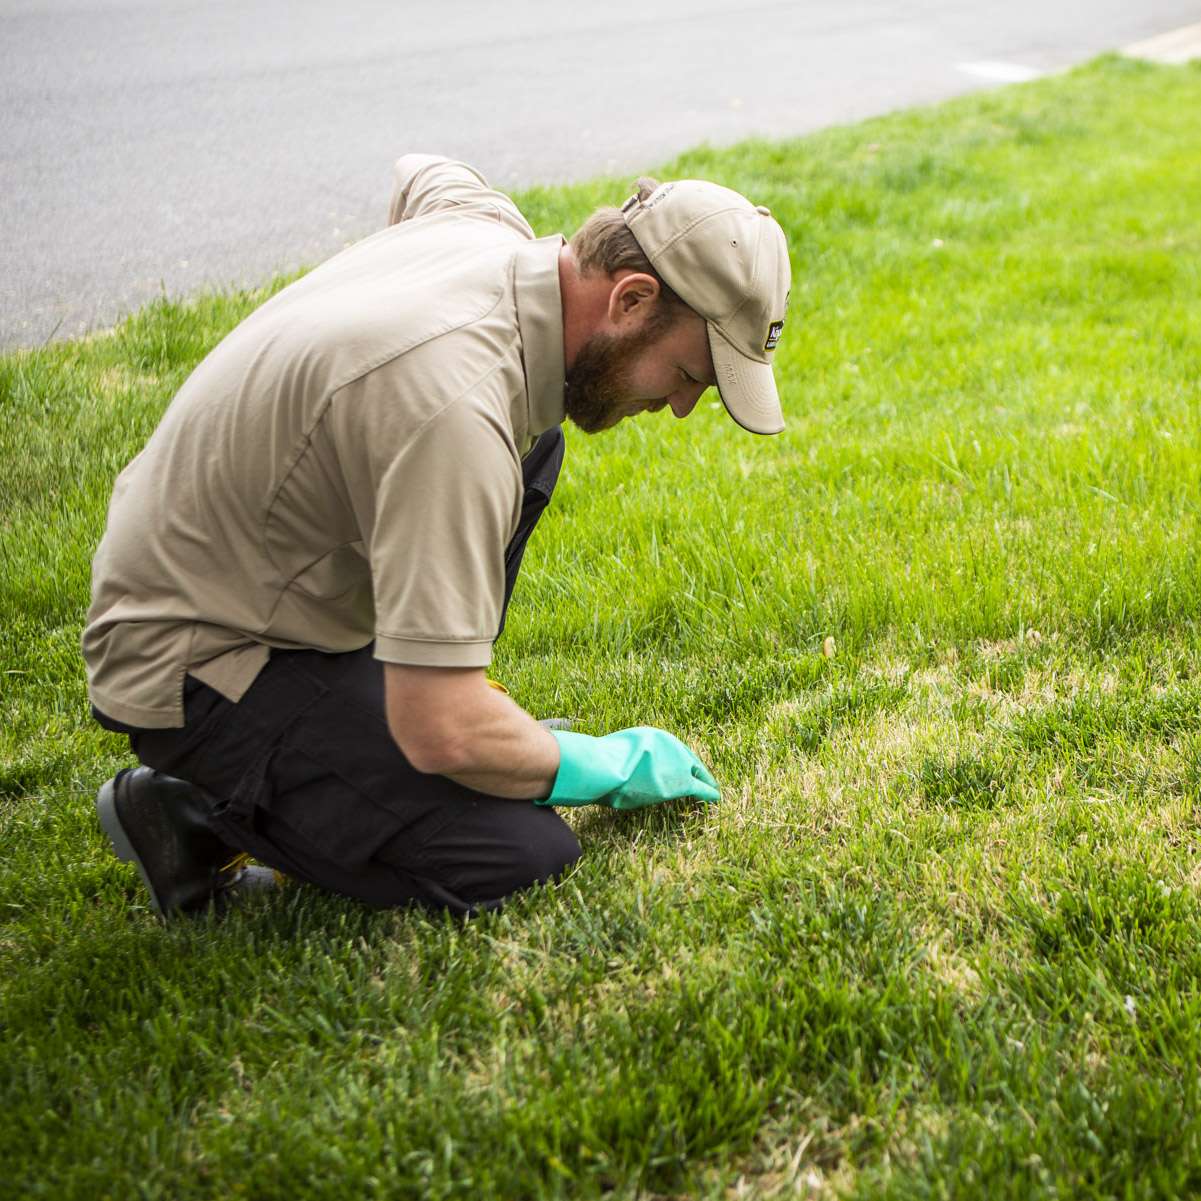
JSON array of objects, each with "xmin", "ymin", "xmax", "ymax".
[{"xmin": 570, "ymin": 176, "xmax": 690, "ymax": 321}]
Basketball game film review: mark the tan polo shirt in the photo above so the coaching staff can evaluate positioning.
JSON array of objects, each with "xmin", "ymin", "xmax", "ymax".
[{"xmin": 83, "ymin": 155, "xmax": 566, "ymax": 729}]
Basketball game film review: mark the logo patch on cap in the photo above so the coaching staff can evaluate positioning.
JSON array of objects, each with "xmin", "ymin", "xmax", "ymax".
[{"xmin": 765, "ymin": 320, "xmax": 784, "ymax": 351}]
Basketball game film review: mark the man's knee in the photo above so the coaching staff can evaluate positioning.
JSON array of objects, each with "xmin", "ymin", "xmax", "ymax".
[
  {"xmin": 522, "ymin": 813, "xmax": 582, "ymax": 886},
  {"xmin": 478, "ymin": 808, "xmax": 581, "ymax": 901}
]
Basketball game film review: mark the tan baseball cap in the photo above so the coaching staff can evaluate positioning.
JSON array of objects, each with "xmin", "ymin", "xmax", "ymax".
[{"xmin": 622, "ymin": 180, "xmax": 791, "ymax": 435}]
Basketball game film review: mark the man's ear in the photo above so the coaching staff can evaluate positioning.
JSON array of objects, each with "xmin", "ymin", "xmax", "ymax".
[{"xmin": 607, "ymin": 272, "xmax": 661, "ymax": 326}]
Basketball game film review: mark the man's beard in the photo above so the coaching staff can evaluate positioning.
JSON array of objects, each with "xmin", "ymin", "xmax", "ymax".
[{"xmin": 563, "ymin": 308, "xmax": 677, "ymax": 434}]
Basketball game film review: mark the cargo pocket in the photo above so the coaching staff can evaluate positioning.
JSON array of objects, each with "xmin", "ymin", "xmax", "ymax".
[
  {"xmin": 233, "ymin": 656, "xmax": 442, "ymax": 871},
  {"xmin": 200, "ymin": 653, "xmax": 330, "ymax": 821}
]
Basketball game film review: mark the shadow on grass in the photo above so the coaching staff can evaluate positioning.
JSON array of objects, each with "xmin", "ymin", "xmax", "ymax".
[{"xmin": 569, "ymin": 794, "xmax": 713, "ymax": 851}]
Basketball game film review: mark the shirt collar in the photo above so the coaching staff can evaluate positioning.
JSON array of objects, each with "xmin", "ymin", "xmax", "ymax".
[{"xmin": 513, "ymin": 235, "xmax": 567, "ymax": 436}]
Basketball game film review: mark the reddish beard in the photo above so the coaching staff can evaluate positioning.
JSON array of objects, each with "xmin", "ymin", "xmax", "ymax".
[{"xmin": 563, "ymin": 306, "xmax": 680, "ymax": 434}]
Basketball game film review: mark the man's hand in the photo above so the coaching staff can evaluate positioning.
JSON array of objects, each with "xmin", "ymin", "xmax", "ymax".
[
  {"xmin": 538, "ymin": 727, "xmax": 720, "ymax": 810},
  {"xmin": 384, "ymin": 664, "xmax": 559, "ymax": 799}
]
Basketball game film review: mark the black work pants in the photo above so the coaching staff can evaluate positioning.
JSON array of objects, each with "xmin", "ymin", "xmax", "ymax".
[{"xmin": 99, "ymin": 428, "xmax": 580, "ymax": 916}]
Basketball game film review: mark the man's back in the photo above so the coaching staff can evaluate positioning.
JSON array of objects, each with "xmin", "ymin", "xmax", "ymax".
[{"xmin": 84, "ymin": 157, "xmax": 553, "ymax": 728}]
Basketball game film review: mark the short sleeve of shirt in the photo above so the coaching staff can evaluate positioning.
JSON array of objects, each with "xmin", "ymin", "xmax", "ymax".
[
  {"xmin": 388, "ymin": 154, "xmax": 535, "ymax": 240},
  {"xmin": 325, "ymin": 368, "xmax": 523, "ymax": 668}
]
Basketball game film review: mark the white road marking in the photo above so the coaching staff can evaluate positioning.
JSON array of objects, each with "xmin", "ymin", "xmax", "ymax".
[
  {"xmin": 1124, "ymin": 21, "xmax": 1201, "ymax": 63},
  {"xmin": 955, "ymin": 61, "xmax": 1043, "ymax": 82}
]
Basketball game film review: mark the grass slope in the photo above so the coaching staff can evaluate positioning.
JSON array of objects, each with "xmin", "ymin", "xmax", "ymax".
[{"xmin": 2, "ymin": 55, "xmax": 1201, "ymax": 1200}]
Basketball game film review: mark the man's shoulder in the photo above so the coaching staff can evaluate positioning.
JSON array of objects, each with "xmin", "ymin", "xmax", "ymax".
[
  {"xmin": 332, "ymin": 315, "xmax": 526, "ymax": 452},
  {"xmin": 331, "ymin": 234, "xmax": 526, "ymax": 403}
]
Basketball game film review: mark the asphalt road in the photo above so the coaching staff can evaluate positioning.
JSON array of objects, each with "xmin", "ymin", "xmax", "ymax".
[{"xmin": 3, "ymin": 0, "xmax": 1198, "ymax": 349}]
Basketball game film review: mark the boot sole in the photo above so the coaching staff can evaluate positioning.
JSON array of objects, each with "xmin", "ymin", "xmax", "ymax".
[{"xmin": 96, "ymin": 775, "xmax": 167, "ymax": 916}]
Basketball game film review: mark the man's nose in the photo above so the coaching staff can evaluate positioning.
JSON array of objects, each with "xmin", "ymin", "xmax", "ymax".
[{"xmin": 668, "ymin": 385, "xmax": 706, "ymax": 419}]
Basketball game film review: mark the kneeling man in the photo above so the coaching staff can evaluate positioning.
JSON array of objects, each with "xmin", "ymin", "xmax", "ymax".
[{"xmin": 85, "ymin": 155, "xmax": 791, "ymax": 916}]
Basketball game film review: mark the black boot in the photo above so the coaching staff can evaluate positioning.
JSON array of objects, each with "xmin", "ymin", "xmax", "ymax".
[{"xmin": 96, "ymin": 767, "xmax": 248, "ymax": 916}]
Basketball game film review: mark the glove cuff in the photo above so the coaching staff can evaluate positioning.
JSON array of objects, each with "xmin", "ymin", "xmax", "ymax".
[{"xmin": 544, "ymin": 729, "xmax": 604, "ymax": 805}]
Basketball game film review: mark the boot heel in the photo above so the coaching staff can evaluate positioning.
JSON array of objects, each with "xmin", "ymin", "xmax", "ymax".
[
  {"xmin": 96, "ymin": 776, "xmax": 137, "ymax": 863},
  {"xmin": 96, "ymin": 775, "xmax": 165, "ymax": 915}
]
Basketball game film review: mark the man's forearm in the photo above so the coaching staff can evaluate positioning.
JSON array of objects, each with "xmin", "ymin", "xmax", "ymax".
[
  {"xmin": 441, "ymin": 692, "xmax": 561, "ymax": 799},
  {"xmin": 385, "ymin": 664, "xmax": 560, "ymax": 800}
]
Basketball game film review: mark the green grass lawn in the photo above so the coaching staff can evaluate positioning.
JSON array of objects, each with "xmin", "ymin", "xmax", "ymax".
[{"xmin": 3, "ymin": 54, "xmax": 1201, "ymax": 1199}]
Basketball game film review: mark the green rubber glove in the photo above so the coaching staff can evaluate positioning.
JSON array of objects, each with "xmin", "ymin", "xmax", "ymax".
[{"xmin": 538, "ymin": 727, "xmax": 720, "ymax": 810}]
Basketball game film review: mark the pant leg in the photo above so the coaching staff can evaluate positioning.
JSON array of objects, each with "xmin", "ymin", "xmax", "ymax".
[
  {"xmin": 130, "ymin": 646, "xmax": 581, "ymax": 915},
  {"xmin": 498, "ymin": 425, "xmax": 565, "ymax": 637}
]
